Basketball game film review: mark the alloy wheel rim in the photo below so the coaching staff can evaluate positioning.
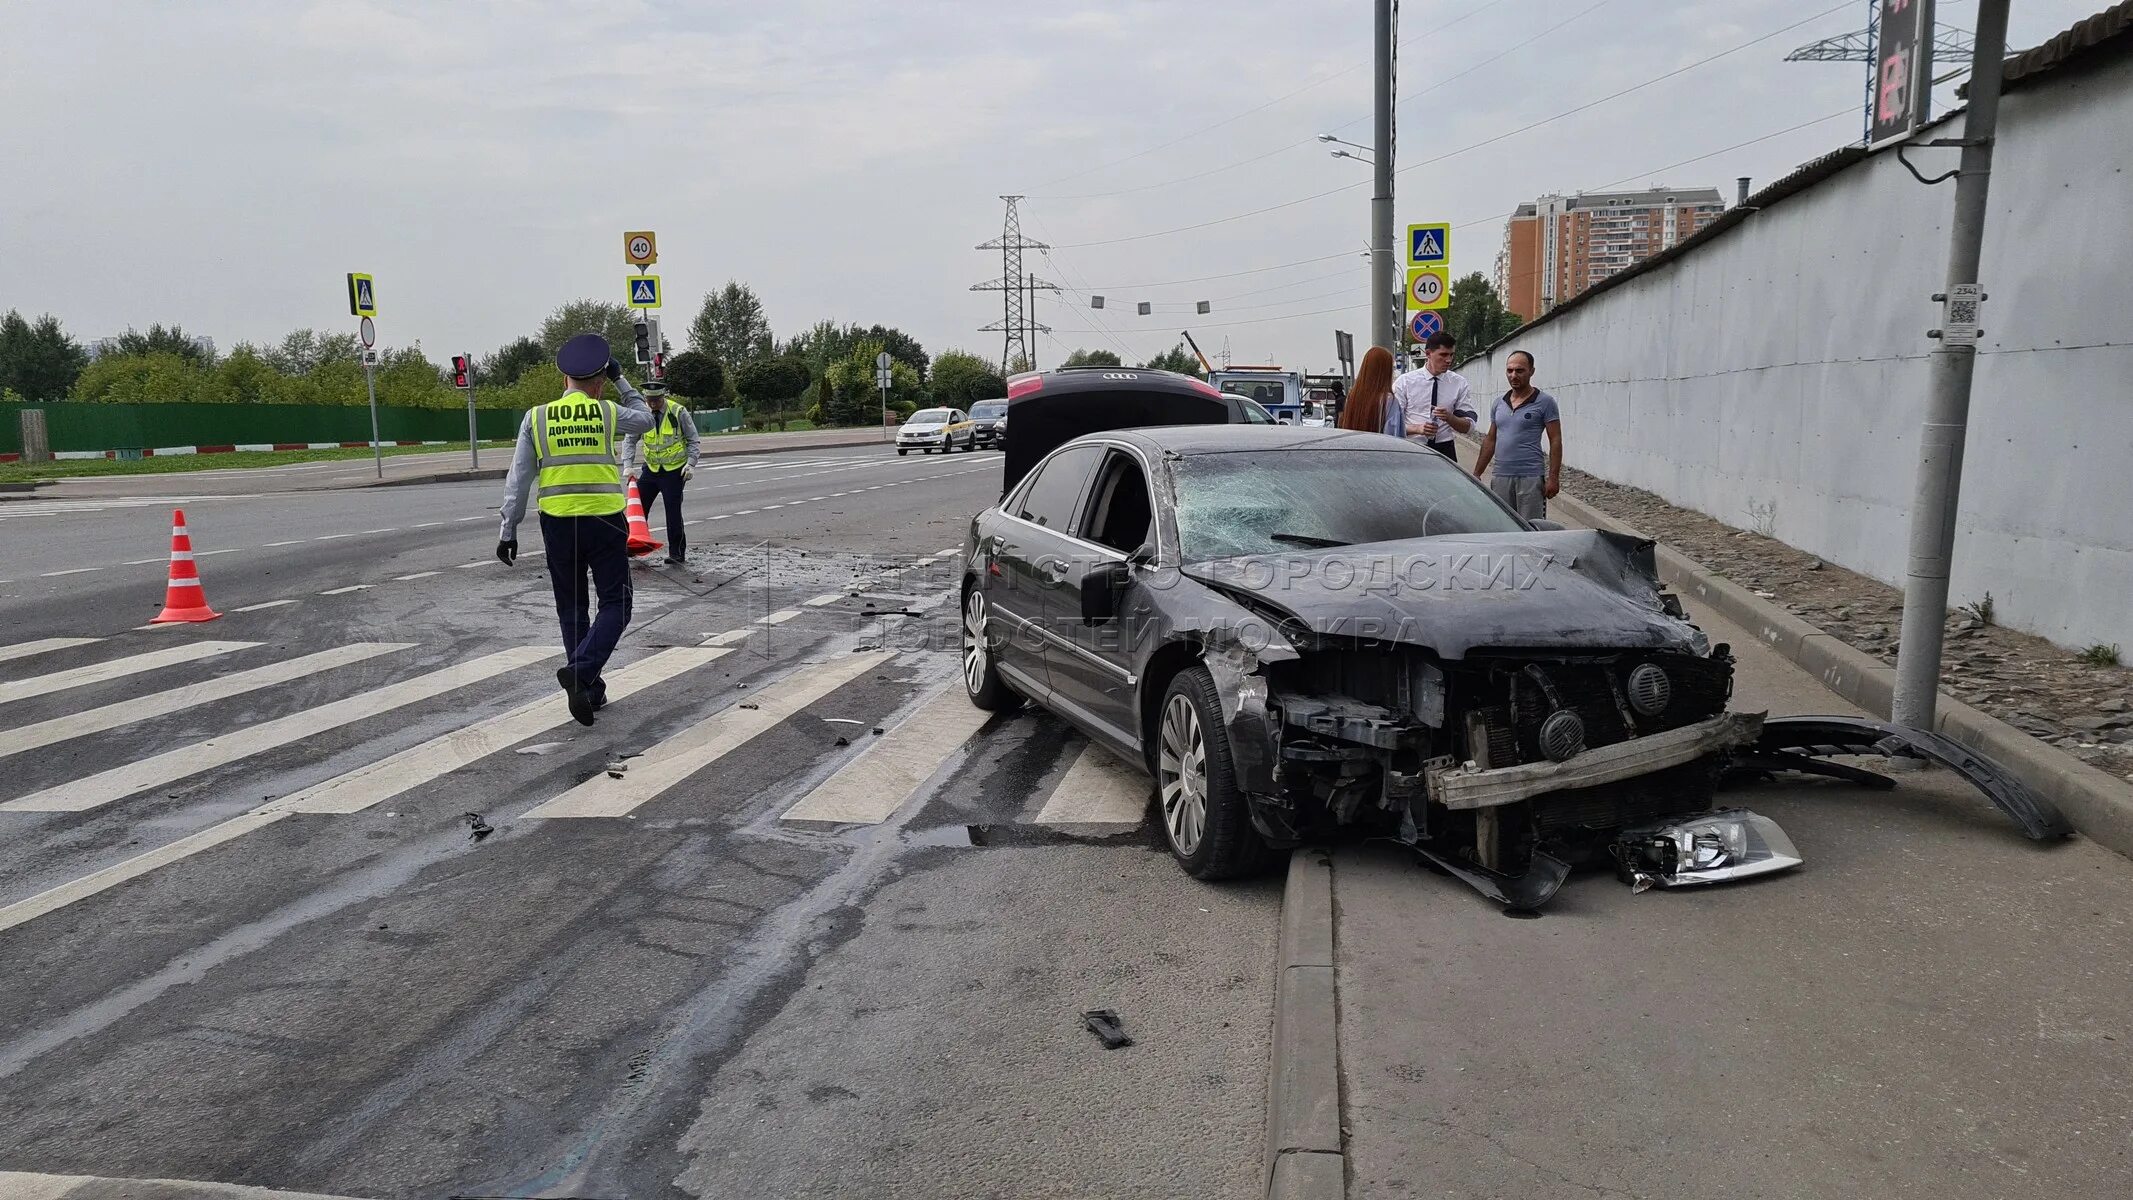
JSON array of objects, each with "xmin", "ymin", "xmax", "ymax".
[
  {"xmin": 962, "ymin": 591, "xmax": 988, "ymax": 695},
  {"xmin": 1158, "ymin": 693, "xmax": 1207, "ymax": 855}
]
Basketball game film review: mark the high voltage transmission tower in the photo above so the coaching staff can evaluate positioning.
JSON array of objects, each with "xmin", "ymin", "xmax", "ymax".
[
  {"xmin": 972, "ymin": 195, "xmax": 1058, "ymax": 372},
  {"xmin": 1785, "ymin": 1, "xmax": 1975, "ymax": 144}
]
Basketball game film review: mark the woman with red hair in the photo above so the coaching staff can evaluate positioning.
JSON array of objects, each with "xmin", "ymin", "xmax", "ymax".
[{"xmin": 1337, "ymin": 345, "xmax": 1396, "ymax": 433}]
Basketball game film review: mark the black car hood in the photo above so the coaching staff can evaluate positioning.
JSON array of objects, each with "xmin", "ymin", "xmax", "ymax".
[{"xmin": 1180, "ymin": 529, "xmax": 1702, "ymax": 659}]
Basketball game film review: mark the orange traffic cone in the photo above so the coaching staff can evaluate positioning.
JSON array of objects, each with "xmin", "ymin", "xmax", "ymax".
[
  {"xmin": 150, "ymin": 508, "xmax": 221, "ymax": 623},
  {"xmin": 624, "ymin": 478, "xmax": 663, "ymax": 557}
]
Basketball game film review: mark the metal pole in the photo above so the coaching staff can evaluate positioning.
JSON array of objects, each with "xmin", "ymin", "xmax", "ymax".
[
  {"xmin": 1891, "ymin": 0, "xmax": 2008, "ymax": 730},
  {"xmin": 363, "ymin": 358, "xmax": 383, "ymax": 479},
  {"xmin": 1371, "ymin": 0, "xmax": 1397, "ymax": 354},
  {"xmin": 466, "ymin": 373, "xmax": 479, "ymax": 470}
]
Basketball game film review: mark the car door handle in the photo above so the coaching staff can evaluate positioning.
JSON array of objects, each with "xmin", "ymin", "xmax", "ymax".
[{"xmin": 1040, "ymin": 559, "xmax": 1072, "ymax": 582}]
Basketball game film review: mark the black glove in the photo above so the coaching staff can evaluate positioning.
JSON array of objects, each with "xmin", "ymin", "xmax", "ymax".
[
  {"xmin": 496, "ymin": 538, "xmax": 517, "ymax": 565},
  {"xmin": 604, "ymin": 357, "xmax": 623, "ymax": 382}
]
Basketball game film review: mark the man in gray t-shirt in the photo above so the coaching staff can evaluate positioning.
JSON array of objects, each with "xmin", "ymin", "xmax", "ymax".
[{"xmin": 1472, "ymin": 350, "xmax": 1562, "ymax": 520}]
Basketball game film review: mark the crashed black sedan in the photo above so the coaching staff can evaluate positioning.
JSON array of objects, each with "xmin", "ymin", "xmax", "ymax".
[{"xmin": 959, "ymin": 419, "xmax": 1789, "ymax": 907}]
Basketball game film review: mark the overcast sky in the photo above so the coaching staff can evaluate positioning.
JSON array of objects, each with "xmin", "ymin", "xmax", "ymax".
[{"xmin": 0, "ymin": 0, "xmax": 2098, "ymax": 377}]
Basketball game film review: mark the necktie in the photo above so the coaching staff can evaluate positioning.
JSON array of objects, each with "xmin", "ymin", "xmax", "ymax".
[{"xmin": 1427, "ymin": 374, "xmax": 1440, "ymax": 441}]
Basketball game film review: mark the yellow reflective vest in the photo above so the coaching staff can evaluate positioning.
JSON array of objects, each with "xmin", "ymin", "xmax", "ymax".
[
  {"xmin": 532, "ymin": 391, "xmax": 624, "ymax": 517},
  {"xmin": 643, "ymin": 408, "xmax": 688, "ymax": 472}
]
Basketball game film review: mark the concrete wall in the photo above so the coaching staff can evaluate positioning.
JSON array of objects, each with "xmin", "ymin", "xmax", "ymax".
[{"xmin": 1464, "ymin": 58, "xmax": 2133, "ymax": 652}]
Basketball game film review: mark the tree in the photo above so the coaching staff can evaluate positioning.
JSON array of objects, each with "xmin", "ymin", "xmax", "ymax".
[
  {"xmin": 664, "ymin": 350, "xmax": 725, "ymax": 403},
  {"xmin": 929, "ymin": 350, "xmax": 1007, "ymax": 408},
  {"xmin": 71, "ymin": 353, "xmax": 223, "ymax": 404},
  {"xmin": 537, "ymin": 300, "xmax": 639, "ymax": 371},
  {"xmin": 105, "ymin": 324, "xmax": 212, "ymax": 366},
  {"xmin": 687, "ymin": 281, "xmax": 774, "ymax": 367},
  {"xmin": 850, "ymin": 324, "xmax": 928, "ymax": 380},
  {"xmin": 481, "ymin": 336, "xmax": 547, "ymax": 388},
  {"xmin": 0, "ymin": 310, "xmax": 89, "ymax": 401},
  {"xmin": 1443, "ymin": 273, "xmax": 1522, "ymax": 353},
  {"xmin": 734, "ymin": 356, "xmax": 811, "ymax": 416},
  {"xmin": 1060, "ymin": 348, "xmax": 1122, "ymax": 368},
  {"xmin": 260, "ymin": 328, "xmax": 359, "ymax": 375},
  {"xmin": 1140, "ymin": 344, "xmax": 1205, "ymax": 378}
]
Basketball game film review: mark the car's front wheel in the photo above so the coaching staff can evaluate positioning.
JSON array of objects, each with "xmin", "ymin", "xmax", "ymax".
[
  {"xmin": 1156, "ymin": 666, "xmax": 1270, "ymax": 879},
  {"xmin": 961, "ymin": 587, "xmax": 1019, "ymax": 711},
  {"xmin": 897, "ymin": 448, "xmax": 908, "ymax": 456}
]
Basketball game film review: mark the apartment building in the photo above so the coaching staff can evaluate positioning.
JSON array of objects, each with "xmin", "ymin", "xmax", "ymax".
[{"xmin": 1495, "ymin": 186, "xmax": 1727, "ymax": 321}]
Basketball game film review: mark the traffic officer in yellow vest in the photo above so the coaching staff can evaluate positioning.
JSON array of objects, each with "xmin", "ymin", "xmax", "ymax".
[
  {"xmin": 496, "ymin": 333, "xmax": 656, "ymax": 725},
  {"xmin": 620, "ymin": 380, "xmax": 700, "ymax": 567}
]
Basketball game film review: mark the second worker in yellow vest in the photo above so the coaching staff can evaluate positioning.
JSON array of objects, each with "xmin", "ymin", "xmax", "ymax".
[
  {"xmin": 620, "ymin": 379, "xmax": 701, "ymax": 568},
  {"xmin": 495, "ymin": 333, "xmax": 656, "ymax": 725}
]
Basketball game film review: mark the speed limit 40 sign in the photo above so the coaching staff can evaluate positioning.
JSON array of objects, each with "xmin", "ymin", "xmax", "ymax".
[
  {"xmin": 624, "ymin": 230, "xmax": 658, "ymax": 267},
  {"xmin": 1406, "ymin": 267, "xmax": 1449, "ymax": 311}
]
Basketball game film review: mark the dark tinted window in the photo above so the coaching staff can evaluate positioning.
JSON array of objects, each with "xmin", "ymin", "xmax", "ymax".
[
  {"xmin": 1015, "ymin": 444, "xmax": 1104, "ymax": 529},
  {"xmin": 971, "ymin": 401, "xmax": 1007, "ymax": 419},
  {"xmin": 1172, "ymin": 448, "xmax": 1522, "ymax": 560}
]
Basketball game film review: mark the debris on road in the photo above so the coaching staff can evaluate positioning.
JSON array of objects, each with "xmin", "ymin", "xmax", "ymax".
[
  {"xmin": 463, "ymin": 812, "xmax": 493, "ymax": 841},
  {"xmin": 1081, "ymin": 1009, "xmax": 1134, "ymax": 1049}
]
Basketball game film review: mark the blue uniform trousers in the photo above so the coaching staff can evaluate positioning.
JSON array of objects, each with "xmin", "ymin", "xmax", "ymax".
[
  {"xmin": 637, "ymin": 467, "xmax": 687, "ymax": 558},
  {"xmin": 538, "ymin": 510, "xmax": 632, "ymax": 689}
]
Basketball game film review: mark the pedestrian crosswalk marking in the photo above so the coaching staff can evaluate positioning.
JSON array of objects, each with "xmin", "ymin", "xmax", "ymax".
[
  {"xmin": 0, "ymin": 646, "xmax": 554, "ymax": 813},
  {"xmin": 523, "ymin": 650, "xmax": 896, "ymax": 819},
  {"xmin": 1033, "ymin": 744, "xmax": 1150, "ymax": 831},
  {"xmin": 272, "ymin": 647, "xmax": 731, "ymax": 815},
  {"xmin": 699, "ymin": 628, "xmax": 753, "ymax": 646},
  {"xmin": 0, "ymin": 810, "xmax": 291, "ymax": 935},
  {"xmin": 0, "ymin": 641, "xmax": 258, "ymax": 707},
  {"xmin": 779, "ymin": 682, "xmax": 992, "ymax": 825},
  {"xmin": 0, "ymin": 642, "xmax": 413, "ymax": 760},
  {"xmin": 0, "ymin": 637, "xmax": 101, "ymax": 665}
]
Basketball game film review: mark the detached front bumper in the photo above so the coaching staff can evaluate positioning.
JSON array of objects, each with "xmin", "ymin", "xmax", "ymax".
[{"xmin": 1429, "ymin": 711, "xmax": 1764, "ymax": 811}]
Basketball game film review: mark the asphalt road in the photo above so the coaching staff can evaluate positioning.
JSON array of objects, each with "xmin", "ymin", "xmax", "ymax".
[{"xmin": 0, "ymin": 442, "xmax": 1278, "ymax": 1200}]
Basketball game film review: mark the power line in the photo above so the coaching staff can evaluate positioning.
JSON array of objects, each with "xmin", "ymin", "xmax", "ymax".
[
  {"xmin": 1050, "ymin": 1, "xmax": 1853, "ymax": 249},
  {"xmin": 1030, "ymin": 0, "xmax": 1511, "ymax": 190}
]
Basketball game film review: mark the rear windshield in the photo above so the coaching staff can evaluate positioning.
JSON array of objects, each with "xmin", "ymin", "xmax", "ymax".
[
  {"xmin": 971, "ymin": 401, "xmax": 1007, "ymax": 419},
  {"xmin": 1171, "ymin": 448, "xmax": 1524, "ymax": 561},
  {"xmin": 910, "ymin": 408, "xmax": 951, "ymax": 423}
]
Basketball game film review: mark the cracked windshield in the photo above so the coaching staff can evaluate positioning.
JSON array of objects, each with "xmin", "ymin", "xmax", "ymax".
[{"xmin": 0, "ymin": 1, "xmax": 2126, "ymax": 1198}]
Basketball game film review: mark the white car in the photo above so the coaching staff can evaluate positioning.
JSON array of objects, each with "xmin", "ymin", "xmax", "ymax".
[{"xmin": 896, "ymin": 407, "xmax": 977, "ymax": 456}]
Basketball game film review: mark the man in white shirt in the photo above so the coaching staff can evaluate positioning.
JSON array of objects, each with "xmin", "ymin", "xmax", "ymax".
[{"xmin": 1382, "ymin": 331, "xmax": 1476, "ymax": 464}]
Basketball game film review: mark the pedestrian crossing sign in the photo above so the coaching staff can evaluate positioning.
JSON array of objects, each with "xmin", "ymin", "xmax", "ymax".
[
  {"xmin": 1406, "ymin": 222, "xmax": 1450, "ymax": 268},
  {"xmin": 346, "ymin": 272, "xmax": 377, "ymax": 317},
  {"xmin": 627, "ymin": 275, "xmax": 662, "ymax": 309}
]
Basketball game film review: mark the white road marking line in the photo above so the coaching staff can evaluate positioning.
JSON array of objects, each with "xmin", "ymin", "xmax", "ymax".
[
  {"xmin": 1033, "ymin": 743, "xmax": 1152, "ymax": 830},
  {"xmin": 319, "ymin": 585, "xmax": 372, "ymax": 596},
  {"xmin": 392, "ymin": 571, "xmax": 440, "ymax": 581},
  {"xmin": 413, "ymin": 522, "xmax": 446, "ymax": 529},
  {"xmin": 938, "ymin": 545, "xmax": 959, "ymax": 554},
  {"xmin": 0, "ymin": 643, "xmax": 412, "ymax": 759},
  {"xmin": 708, "ymin": 514, "xmax": 730, "ymax": 521},
  {"xmin": 314, "ymin": 533, "xmax": 353, "ymax": 541},
  {"xmin": 455, "ymin": 515, "xmax": 487, "ymax": 522},
  {"xmin": 735, "ymin": 509, "xmax": 757, "ymax": 515},
  {"xmin": 523, "ymin": 651, "xmax": 895, "ymax": 819},
  {"xmin": 263, "ymin": 540, "xmax": 305, "ymax": 547},
  {"xmin": 0, "ymin": 646, "xmax": 553, "ymax": 813},
  {"xmin": 0, "ymin": 637, "xmax": 101, "ymax": 664},
  {"xmin": 780, "ymin": 683, "xmax": 991, "ymax": 825},
  {"xmin": 39, "ymin": 568, "xmax": 103, "ymax": 578},
  {"xmin": 363, "ymin": 528, "xmax": 399, "ymax": 535},
  {"xmin": 456, "ymin": 561, "xmax": 488, "ymax": 569},
  {"xmin": 699, "ymin": 628, "xmax": 753, "ymax": 646},
  {"xmin": 754, "ymin": 609, "xmax": 802, "ymax": 625},
  {"xmin": 275, "ymin": 647, "xmax": 731, "ymax": 816},
  {"xmin": 194, "ymin": 548, "xmax": 242, "ymax": 557},
  {"xmin": 0, "ymin": 810, "xmax": 293, "ymax": 934},
  {"xmin": 232, "ymin": 599, "xmax": 299, "ymax": 612},
  {"xmin": 0, "ymin": 641, "xmax": 257, "ymax": 706},
  {"xmin": 121, "ymin": 557, "xmax": 165, "ymax": 565},
  {"xmin": 801, "ymin": 594, "xmax": 843, "ymax": 607}
]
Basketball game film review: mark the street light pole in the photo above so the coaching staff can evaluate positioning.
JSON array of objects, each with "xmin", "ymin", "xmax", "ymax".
[
  {"xmin": 1371, "ymin": 0, "xmax": 1397, "ymax": 355},
  {"xmin": 1892, "ymin": 0, "xmax": 2010, "ymax": 729}
]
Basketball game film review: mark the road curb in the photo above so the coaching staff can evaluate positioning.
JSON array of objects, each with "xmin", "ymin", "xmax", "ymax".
[
  {"xmin": 1550, "ymin": 490, "xmax": 2133, "ymax": 861},
  {"xmin": 1265, "ymin": 847, "xmax": 1345, "ymax": 1200},
  {"xmin": 0, "ymin": 1172, "xmax": 371, "ymax": 1200}
]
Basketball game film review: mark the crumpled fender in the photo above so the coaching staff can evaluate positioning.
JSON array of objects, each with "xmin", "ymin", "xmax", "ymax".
[{"xmin": 1743, "ymin": 715, "xmax": 2072, "ymax": 842}]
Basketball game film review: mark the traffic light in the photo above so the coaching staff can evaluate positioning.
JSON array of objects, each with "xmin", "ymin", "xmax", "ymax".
[
  {"xmin": 632, "ymin": 317, "xmax": 653, "ymax": 366},
  {"xmin": 450, "ymin": 354, "xmax": 471, "ymax": 390},
  {"xmin": 652, "ymin": 351, "xmax": 666, "ymax": 380}
]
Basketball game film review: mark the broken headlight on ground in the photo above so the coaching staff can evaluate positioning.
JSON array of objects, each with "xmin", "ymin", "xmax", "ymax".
[{"xmin": 1611, "ymin": 808, "xmax": 1802, "ymax": 891}]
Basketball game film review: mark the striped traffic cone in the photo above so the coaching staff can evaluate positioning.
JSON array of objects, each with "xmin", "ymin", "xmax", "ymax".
[
  {"xmin": 150, "ymin": 508, "xmax": 221, "ymax": 623},
  {"xmin": 623, "ymin": 478, "xmax": 663, "ymax": 557}
]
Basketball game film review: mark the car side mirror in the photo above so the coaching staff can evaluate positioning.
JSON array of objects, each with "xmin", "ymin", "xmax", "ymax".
[
  {"xmin": 1080, "ymin": 560, "xmax": 1132, "ymax": 624},
  {"xmin": 1528, "ymin": 518, "xmax": 1565, "ymax": 531}
]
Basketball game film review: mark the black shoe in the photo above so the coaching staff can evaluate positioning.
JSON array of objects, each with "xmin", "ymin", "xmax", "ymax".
[
  {"xmin": 557, "ymin": 667, "xmax": 596, "ymax": 726},
  {"xmin": 663, "ymin": 555, "xmax": 685, "ymax": 567},
  {"xmin": 591, "ymin": 687, "xmax": 608, "ymax": 711}
]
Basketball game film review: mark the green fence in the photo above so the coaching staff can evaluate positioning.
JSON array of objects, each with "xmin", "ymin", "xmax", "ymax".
[
  {"xmin": 692, "ymin": 407, "xmax": 742, "ymax": 434},
  {"xmin": 1, "ymin": 401, "xmax": 524, "ymax": 457}
]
